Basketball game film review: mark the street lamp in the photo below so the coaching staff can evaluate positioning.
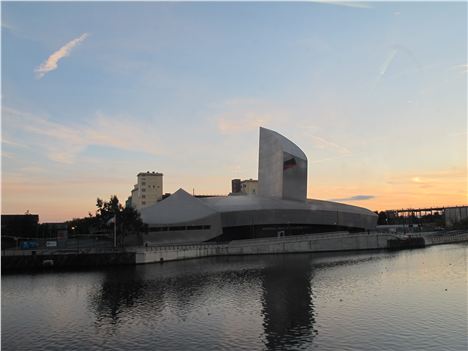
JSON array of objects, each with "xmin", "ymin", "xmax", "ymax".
[{"xmin": 71, "ymin": 226, "xmax": 79, "ymax": 252}]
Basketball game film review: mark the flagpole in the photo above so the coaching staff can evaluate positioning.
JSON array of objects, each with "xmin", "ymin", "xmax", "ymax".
[{"xmin": 113, "ymin": 216, "xmax": 117, "ymax": 248}]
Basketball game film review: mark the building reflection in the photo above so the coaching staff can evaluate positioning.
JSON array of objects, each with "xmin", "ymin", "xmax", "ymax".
[
  {"xmin": 89, "ymin": 255, "xmax": 316, "ymax": 347},
  {"xmin": 261, "ymin": 255, "xmax": 315, "ymax": 350},
  {"xmin": 89, "ymin": 266, "xmax": 147, "ymax": 327},
  {"xmin": 88, "ymin": 261, "xmax": 219, "ymax": 327}
]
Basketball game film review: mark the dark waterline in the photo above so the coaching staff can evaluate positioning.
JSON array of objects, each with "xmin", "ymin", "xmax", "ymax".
[{"xmin": 2, "ymin": 244, "xmax": 467, "ymax": 350}]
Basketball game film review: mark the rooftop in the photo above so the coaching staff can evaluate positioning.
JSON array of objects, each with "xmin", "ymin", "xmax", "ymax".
[{"xmin": 137, "ymin": 172, "xmax": 163, "ymax": 177}]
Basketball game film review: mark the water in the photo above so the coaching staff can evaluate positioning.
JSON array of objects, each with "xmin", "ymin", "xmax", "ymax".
[{"xmin": 2, "ymin": 244, "xmax": 467, "ymax": 350}]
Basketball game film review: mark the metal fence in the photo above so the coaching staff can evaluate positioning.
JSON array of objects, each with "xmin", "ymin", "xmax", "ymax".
[{"xmin": 2, "ymin": 235, "xmax": 116, "ymax": 256}]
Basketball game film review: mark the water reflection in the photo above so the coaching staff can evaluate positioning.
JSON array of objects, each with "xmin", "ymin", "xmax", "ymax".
[
  {"xmin": 87, "ymin": 254, "xmax": 389, "ymax": 348},
  {"xmin": 89, "ymin": 266, "xmax": 146, "ymax": 332},
  {"xmin": 261, "ymin": 255, "xmax": 315, "ymax": 350},
  {"xmin": 89, "ymin": 260, "xmax": 256, "ymax": 327},
  {"xmin": 88, "ymin": 256, "xmax": 318, "ymax": 348},
  {"xmin": 3, "ymin": 245, "xmax": 467, "ymax": 350}
]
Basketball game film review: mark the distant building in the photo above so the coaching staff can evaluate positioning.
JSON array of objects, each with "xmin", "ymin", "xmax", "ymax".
[
  {"xmin": 240, "ymin": 179, "xmax": 258, "ymax": 195},
  {"xmin": 125, "ymin": 196, "xmax": 132, "ymax": 208},
  {"xmin": 1, "ymin": 214, "xmax": 39, "ymax": 238},
  {"xmin": 41, "ymin": 222, "xmax": 68, "ymax": 240},
  {"xmin": 130, "ymin": 185, "xmax": 139, "ymax": 208},
  {"xmin": 231, "ymin": 178, "xmax": 258, "ymax": 195},
  {"xmin": 128, "ymin": 172, "xmax": 163, "ymax": 211},
  {"xmin": 445, "ymin": 206, "xmax": 468, "ymax": 227},
  {"xmin": 231, "ymin": 179, "xmax": 241, "ymax": 193}
]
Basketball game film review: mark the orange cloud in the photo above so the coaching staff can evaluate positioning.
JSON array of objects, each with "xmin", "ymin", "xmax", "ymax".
[{"xmin": 312, "ymin": 168, "xmax": 467, "ymax": 211}]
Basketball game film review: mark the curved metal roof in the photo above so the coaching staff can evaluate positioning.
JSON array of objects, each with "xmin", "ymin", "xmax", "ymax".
[
  {"xmin": 260, "ymin": 127, "xmax": 307, "ymax": 160},
  {"xmin": 200, "ymin": 195, "xmax": 375, "ymax": 216},
  {"xmin": 141, "ymin": 189, "xmax": 376, "ymax": 226}
]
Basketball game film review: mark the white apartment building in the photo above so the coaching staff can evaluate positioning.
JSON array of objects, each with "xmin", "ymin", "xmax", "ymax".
[
  {"xmin": 231, "ymin": 178, "xmax": 259, "ymax": 195},
  {"xmin": 240, "ymin": 179, "xmax": 258, "ymax": 195},
  {"xmin": 129, "ymin": 172, "xmax": 163, "ymax": 211}
]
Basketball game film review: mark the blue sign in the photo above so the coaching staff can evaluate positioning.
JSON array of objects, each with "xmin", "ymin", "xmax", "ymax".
[{"xmin": 20, "ymin": 241, "xmax": 39, "ymax": 250}]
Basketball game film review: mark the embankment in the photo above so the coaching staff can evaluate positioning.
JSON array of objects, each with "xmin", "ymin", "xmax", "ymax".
[
  {"xmin": 3, "ymin": 230, "xmax": 467, "ymax": 271},
  {"xmin": 2, "ymin": 251, "xmax": 135, "ymax": 272},
  {"xmin": 135, "ymin": 232, "xmax": 394, "ymax": 264}
]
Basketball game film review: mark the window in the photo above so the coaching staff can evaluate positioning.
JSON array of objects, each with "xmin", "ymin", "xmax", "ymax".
[
  {"xmin": 187, "ymin": 225, "xmax": 203, "ymax": 230},
  {"xmin": 142, "ymin": 188, "xmax": 146, "ymax": 192},
  {"xmin": 169, "ymin": 226, "xmax": 186, "ymax": 231},
  {"xmin": 149, "ymin": 227, "xmax": 168, "ymax": 232},
  {"xmin": 142, "ymin": 195, "xmax": 146, "ymax": 199},
  {"xmin": 142, "ymin": 201, "xmax": 146, "ymax": 205},
  {"xmin": 149, "ymin": 226, "xmax": 209, "ymax": 232},
  {"xmin": 142, "ymin": 182, "xmax": 146, "ymax": 186}
]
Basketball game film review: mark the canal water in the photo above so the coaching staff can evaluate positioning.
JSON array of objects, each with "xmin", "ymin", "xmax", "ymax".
[{"xmin": 2, "ymin": 244, "xmax": 467, "ymax": 350}]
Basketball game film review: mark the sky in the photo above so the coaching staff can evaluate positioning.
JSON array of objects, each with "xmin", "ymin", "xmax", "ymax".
[{"xmin": 1, "ymin": 1, "xmax": 467, "ymax": 222}]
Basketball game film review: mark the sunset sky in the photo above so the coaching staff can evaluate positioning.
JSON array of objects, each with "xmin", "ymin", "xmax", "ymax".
[{"xmin": 2, "ymin": 1, "xmax": 467, "ymax": 222}]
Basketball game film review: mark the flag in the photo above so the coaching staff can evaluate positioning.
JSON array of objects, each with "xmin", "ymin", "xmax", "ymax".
[
  {"xmin": 283, "ymin": 157, "xmax": 297, "ymax": 170},
  {"xmin": 107, "ymin": 216, "xmax": 116, "ymax": 225}
]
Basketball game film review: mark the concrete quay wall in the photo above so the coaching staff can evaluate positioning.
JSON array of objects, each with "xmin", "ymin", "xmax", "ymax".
[
  {"xmin": 422, "ymin": 231, "xmax": 468, "ymax": 246},
  {"xmin": 135, "ymin": 232, "xmax": 395, "ymax": 264},
  {"xmin": 4, "ymin": 231, "xmax": 466, "ymax": 270},
  {"xmin": 2, "ymin": 251, "xmax": 136, "ymax": 272}
]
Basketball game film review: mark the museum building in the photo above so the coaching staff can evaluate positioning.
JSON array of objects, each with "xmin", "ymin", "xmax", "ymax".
[{"xmin": 140, "ymin": 127, "xmax": 377, "ymax": 244}]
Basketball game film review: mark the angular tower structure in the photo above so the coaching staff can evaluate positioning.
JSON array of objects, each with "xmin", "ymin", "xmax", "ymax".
[{"xmin": 258, "ymin": 127, "xmax": 308, "ymax": 202}]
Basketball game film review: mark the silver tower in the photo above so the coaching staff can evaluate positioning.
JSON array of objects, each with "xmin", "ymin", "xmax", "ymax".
[{"xmin": 258, "ymin": 127, "xmax": 308, "ymax": 202}]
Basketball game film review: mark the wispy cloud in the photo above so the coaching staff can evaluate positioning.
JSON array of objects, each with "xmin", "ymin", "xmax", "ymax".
[
  {"xmin": 35, "ymin": 33, "xmax": 89, "ymax": 79},
  {"xmin": 387, "ymin": 169, "xmax": 467, "ymax": 186},
  {"xmin": 1, "ymin": 138, "xmax": 28, "ymax": 148},
  {"xmin": 329, "ymin": 194, "xmax": 376, "ymax": 201},
  {"xmin": 452, "ymin": 63, "xmax": 468, "ymax": 74},
  {"xmin": 217, "ymin": 114, "xmax": 271, "ymax": 134},
  {"xmin": 312, "ymin": 1, "xmax": 372, "ymax": 9},
  {"xmin": 1, "ymin": 151, "xmax": 15, "ymax": 159},
  {"xmin": 375, "ymin": 45, "xmax": 423, "ymax": 85},
  {"xmin": 377, "ymin": 48, "xmax": 398, "ymax": 82},
  {"xmin": 310, "ymin": 135, "xmax": 351, "ymax": 154},
  {"xmin": 1, "ymin": 21, "xmax": 15, "ymax": 31},
  {"xmin": 309, "ymin": 154, "xmax": 352, "ymax": 164},
  {"xmin": 214, "ymin": 99, "xmax": 281, "ymax": 135},
  {"xmin": 2, "ymin": 107, "xmax": 162, "ymax": 163}
]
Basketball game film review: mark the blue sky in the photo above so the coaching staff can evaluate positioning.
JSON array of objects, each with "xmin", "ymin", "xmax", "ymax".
[{"xmin": 2, "ymin": 1, "xmax": 466, "ymax": 221}]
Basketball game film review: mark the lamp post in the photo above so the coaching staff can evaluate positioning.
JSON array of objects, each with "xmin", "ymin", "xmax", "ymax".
[
  {"xmin": 106, "ymin": 215, "xmax": 117, "ymax": 249},
  {"xmin": 70, "ymin": 226, "xmax": 75, "ymax": 250},
  {"xmin": 113, "ymin": 217, "xmax": 117, "ymax": 249},
  {"xmin": 71, "ymin": 226, "xmax": 79, "ymax": 253}
]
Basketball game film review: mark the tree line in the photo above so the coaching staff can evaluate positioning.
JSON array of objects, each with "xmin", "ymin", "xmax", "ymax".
[
  {"xmin": 375, "ymin": 211, "xmax": 445, "ymax": 226},
  {"xmin": 66, "ymin": 195, "xmax": 147, "ymax": 246}
]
